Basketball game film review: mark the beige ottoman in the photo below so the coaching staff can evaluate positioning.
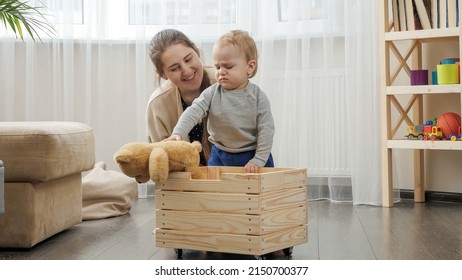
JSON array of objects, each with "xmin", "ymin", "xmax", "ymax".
[{"xmin": 0, "ymin": 122, "xmax": 95, "ymax": 248}]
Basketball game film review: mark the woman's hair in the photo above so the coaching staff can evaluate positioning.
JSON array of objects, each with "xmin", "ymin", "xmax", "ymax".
[{"xmin": 216, "ymin": 30, "xmax": 258, "ymax": 78}]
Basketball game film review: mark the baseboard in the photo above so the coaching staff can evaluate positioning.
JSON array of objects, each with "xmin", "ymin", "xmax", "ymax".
[
  {"xmin": 400, "ymin": 190, "xmax": 462, "ymax": 203},
  {"xmin": 147, "ymin": 183, "xmax": 156, "ymax": 196}
]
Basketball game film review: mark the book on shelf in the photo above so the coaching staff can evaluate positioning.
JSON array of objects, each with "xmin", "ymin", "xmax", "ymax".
[
  {"xmin": 414, "ymin": 0, "xmax": 432, "ymax": 29},
  {"xmin": 447, "ymin": 0, "xmax": 458, "ymax": 27},
  {"xmin": 392, "ymin": 0, "xmax": 400, "ymax": 31},
  {"xmin": 431, "ymin": 0, "xmax": 439, "ymax": 28},
  {"xmin": 406, "ymin": 0, "xmax": 417, "ymax": 30},
  {"xmin": 439, "ymin": 0, "xmax": 447, "ymax": 27},
  {"xmin": 399, "ymin": 0, "xmax": 408, "ymax": 30}
]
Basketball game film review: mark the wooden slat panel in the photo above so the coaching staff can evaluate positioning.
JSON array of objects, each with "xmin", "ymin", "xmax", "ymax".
[
  {"xmin": 217, "ymin": 168, "xmax": 307, "ymax": 193},
  {"xmin": 257, "ymin": 168, "xmax": 307, "ymax": 192},
  {"xmin": 261, "ymin": 187, "xmax": 307, "ymax": 212},
  {"xmin": 156, "ymin": 228, "xmax": 262, "ymax": 255},
  {"xmin": 155, "ymin": 190, "xmax": 260, "ymax": 214},
  {"xmin": 261, "ymin": 205, "xmax": 308, "ymax": 234},
  {"xmin": 260, "ymin": 225, "xmax": 308, "ymax": 255},
  {"xmin": 212, "ymin": 166, "xmax": 298, "ymax": 174},
  {"xmin": 156, "ymin": 225, "xmax": 308, "ymax": 256},
  {"xmin": 156, "ymin": 205, "xmax": 307, "ymax": 235},
  {"xmin": 156, "ymin": 187, "xmax": 307, "ymax": 214},
  {"xmin": 159, "ymin": 167, "xmax": 307, "ymax": 194},
  {"xmin": 156, "ymin": 210, "xmax": 261, "ymax": 235},
  {"xmin": 159, "ymin": 176, "xmax": 261, "ymax": 193}
]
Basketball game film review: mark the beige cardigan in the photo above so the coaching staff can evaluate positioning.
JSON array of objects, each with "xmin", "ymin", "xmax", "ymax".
[{"xmin": 146, "ymin": 67, "xmax": 215, "ymax": 143}]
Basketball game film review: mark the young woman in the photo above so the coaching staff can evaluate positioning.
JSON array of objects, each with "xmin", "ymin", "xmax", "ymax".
[
  {"xmin": 166, "ymin": 30, "xmax": 275, "ymax": 173},
  {"xmin": 146, "ymin": 29, "xmax": 214, "ymax": 165}
]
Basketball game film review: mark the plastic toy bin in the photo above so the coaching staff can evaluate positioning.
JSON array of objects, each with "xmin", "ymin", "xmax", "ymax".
[{"xmin": 155, "ymin": 166, "xmax": 308, "ymax": 257}]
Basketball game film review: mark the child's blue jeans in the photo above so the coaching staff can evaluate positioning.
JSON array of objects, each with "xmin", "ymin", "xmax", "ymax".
[{"xmin": 208, "ymin": 145, "xmax": 274, "ymax": 167}]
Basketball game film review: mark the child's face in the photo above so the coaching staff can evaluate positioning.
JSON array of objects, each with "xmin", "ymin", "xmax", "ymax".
[{"xmin": 213, "ymin": 43, "xmax": 255, "ymax": 90}]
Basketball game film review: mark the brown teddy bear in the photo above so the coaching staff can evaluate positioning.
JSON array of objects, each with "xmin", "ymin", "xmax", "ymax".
[{"xmin": 114, "ymin": 141, "xmax": 202, "ymax": 184}]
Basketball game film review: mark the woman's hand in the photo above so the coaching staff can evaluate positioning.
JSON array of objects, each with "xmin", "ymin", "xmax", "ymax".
[
  {"xmin": 162, "ymin": 134, "xmax": 182, "ymax": 142},
  {"xmin": 245, "ymin": 162, "xmax": 259, "ymax": 173}
]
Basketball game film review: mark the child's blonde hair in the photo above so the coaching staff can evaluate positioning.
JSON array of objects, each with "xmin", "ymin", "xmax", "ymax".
[{"xmin": 216, "ymin": 30, "xmax": 258, "ymax": 78}]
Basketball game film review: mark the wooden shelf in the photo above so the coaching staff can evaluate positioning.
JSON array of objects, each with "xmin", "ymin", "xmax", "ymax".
[
  {"xmin": 385, "ymin": 28, "xmax": 459, "ymax": 41},
  {"xmin": 386, "ymin": 85, "xmax": 461, "ymax": 95},
  {"xmin": 387, "ymin": 140, "xmax": 462, "ymax": 150}
]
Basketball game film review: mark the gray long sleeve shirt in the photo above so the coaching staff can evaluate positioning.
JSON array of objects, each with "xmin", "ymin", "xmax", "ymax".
[{"xmin": 173, "ymin": 82, "xmax": 275, "ymax": 167}]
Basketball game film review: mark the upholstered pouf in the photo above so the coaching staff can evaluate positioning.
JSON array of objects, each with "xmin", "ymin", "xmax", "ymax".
[{"xmin": 0, "ymin": 122, "xmax": 95, "ymax": 248}]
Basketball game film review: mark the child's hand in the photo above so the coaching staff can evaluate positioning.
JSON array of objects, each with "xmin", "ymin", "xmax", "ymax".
[
  {"xmin": 245, "ymin": 162, "xmax": 259, "ymax": 173},
  {"xmin": 162, "ymin": 134, "xmax": 182, "ymax": 141}
]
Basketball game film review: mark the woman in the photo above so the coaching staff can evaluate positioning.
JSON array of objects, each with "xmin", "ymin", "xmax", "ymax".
[{"xmin": 146, "ymin": 29, "xmax": 214, "ymax": 165}]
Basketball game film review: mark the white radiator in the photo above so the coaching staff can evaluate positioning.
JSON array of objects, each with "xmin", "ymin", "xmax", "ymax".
[{"xmin": 266, "ymin": 69, "xmax": 350, "ymax": 177}]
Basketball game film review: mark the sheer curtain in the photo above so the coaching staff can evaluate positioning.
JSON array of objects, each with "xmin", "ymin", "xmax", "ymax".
[
  {"xmin": 0, "ymin": 0, "xmax": 386, "ymax": 205},
  {"xmin": 255, "ymin": 0, "xmax": 385, "ymax": 205}
]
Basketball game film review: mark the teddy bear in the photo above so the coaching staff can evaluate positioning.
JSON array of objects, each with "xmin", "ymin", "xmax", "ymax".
[{"xmin": 114, "ymin": 140, "xmax": 202, "ymax": 184}]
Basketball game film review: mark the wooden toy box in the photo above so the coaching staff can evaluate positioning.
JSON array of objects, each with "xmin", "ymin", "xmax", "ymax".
[{"xmin": 155, "ymin": 166, "xmax": 308, "ymax": 257}]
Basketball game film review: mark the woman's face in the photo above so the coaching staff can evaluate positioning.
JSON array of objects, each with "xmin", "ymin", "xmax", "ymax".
[{"xmin": 160, "ymin": 43, "xmax": 204, "ymax": 95}]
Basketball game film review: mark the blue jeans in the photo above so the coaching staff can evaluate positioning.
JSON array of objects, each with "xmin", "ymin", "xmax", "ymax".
[{"xmin": 208, "ymin": 145, "xmax": 274, "ymax": 167}]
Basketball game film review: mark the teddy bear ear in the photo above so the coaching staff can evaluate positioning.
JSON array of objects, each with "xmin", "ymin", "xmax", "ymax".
[{"xmin": 114, "ymin": 149, "xmax": 133, "ymax": 164}]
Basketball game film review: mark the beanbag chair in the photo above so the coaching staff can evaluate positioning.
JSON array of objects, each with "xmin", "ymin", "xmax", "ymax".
[{"xmin": 82, "ymin": 161, "xmax": 137, "ymax": 220}]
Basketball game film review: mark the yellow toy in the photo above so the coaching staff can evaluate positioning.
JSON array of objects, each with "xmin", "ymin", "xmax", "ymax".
[{"xmin": 114, "ymin": 141, "xmax": 202, "ymax": 184}]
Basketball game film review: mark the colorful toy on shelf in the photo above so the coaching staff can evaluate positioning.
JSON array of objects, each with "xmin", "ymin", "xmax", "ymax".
[
  {"xmin": 437, "ymin": 112, "xmax": 461, "ymax": 139},
  {"xmin": 436, "ymin": 58, "xmax": 460, "ymax": 84},
  {"xmin": 448, "ymin": 126, "xmax": 461, "ymax": 141},
  {"xmin": 424, "ymin": 125, "xmax": 443, "ymax": 140},
  {"xmin": 405, "ymin": 118, "xmax": 443, "ymax": 141},
  {"xmin": 410, "ymin": 69, "xmax": 428, "ymax": 85}
]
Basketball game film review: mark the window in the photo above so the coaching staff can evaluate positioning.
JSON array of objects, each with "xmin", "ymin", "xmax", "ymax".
[
  {"xmin": 128, "ymin": 0, "xmax": 237, "ymax": 25},
  {"xmin": 257, "ymin": 0, "xmax": 344, "ymax": 38},
  {"xmin": 30, "ymin": 0, "xmax": 342, "ymax": 40},
  {"xmin": 124, "ymin": 0, "xmax": 246, "ymax": 41},
  {"xmin": 41, "ymin": 0, "xmax": 84, "ymax": 24},
  {"xmin": 278, "ymin": 0, "xmax": 326, "ymax": 22}
]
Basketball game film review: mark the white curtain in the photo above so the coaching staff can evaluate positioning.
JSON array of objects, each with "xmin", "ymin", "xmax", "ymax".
[{"xmin": 0, "ymin": 0, "xmax": 388, "ymax": 205}]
